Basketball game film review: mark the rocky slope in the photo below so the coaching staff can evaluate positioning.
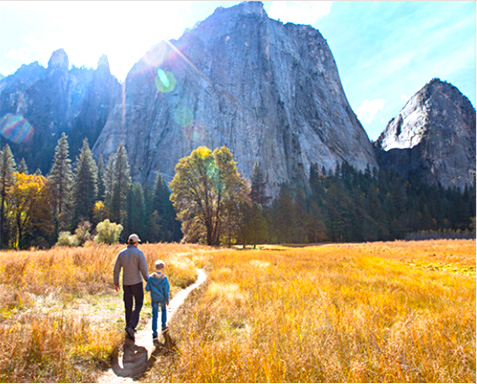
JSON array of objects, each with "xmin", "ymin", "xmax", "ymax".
[
  {"xmin": 0, "ymin": 49, "xmax": 120, "ymax": 172},
  {"xmin": 92, "ymin": 1, "xmax": 377, "ymax": 195},
  {"xmin": 375, "ymin": 78, "xmax": 476, "ymax": 190}
]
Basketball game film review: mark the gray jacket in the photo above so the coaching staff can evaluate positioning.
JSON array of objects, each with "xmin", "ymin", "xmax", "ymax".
[{"xmin": 113, "ymin": 245, "xmax": 149, "ymax": 286}]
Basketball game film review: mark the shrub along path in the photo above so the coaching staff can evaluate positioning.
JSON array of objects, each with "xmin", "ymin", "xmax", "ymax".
[{"xmin": 96, "ymin": 269, "xmax": 207, "ymax": 383}]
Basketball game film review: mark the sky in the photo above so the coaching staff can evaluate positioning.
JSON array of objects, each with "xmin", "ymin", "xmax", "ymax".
[{"xmin": 0, "ymin": 1, "xmax": 475, "ymax": 141}]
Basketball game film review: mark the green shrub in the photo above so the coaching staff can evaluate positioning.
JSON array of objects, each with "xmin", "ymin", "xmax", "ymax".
[
  {"xmin": 94, "ymin": 220, "xmax": 123, "ymax": 244},
  {"xmin": 56, "ymin": 231, "xmax": 79, "ymax": 247}
]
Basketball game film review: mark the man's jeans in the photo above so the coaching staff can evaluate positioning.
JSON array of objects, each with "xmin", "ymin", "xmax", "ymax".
[
  {"xmin": 123, "ymin": 282, "xmax": 144, "ymax": 330},
  {"xmin": 151, "ymin": 301, "xmax": 167, "ymax": 336}
]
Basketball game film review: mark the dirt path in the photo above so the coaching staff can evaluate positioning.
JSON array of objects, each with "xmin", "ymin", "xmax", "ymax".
[{"xmin": 96, "ymin": 268, "xmax": 207, "ymax": 383}]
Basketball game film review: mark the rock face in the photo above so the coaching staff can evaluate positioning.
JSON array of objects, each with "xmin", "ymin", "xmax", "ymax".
[
  {"xmin": 375, "ymin": 78, "xmax": 476, "ymax": 190},
  {"xmin": 93, "ymin": 1, "xmax": 377, "ymax": 195},
  {"xmin": 0, "ymin": 49, "xmax": 120, "ymax": 172}
]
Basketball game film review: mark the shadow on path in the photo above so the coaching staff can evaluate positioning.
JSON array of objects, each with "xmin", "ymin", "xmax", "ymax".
[
  {"xmin": 111, "ymin": 330, "xmax": 177, "ymax": 380},
  {"xmin": 97, "ymin": 269, "xmax": 206, "ymax": 382}
]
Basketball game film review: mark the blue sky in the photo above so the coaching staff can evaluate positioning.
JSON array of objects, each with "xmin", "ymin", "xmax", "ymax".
[{"xmin": 0, "ymin": 1, "xmax": 475, "ymax": 140}]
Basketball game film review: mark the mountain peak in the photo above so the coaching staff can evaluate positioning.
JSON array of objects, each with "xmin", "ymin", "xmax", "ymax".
[
  {"xmin": 214, "ymin": 1, "xmax": 265, "ymax": 17},
  {"xmin": 97, "ymin": 54, "xmax": 111, "ymax": 74},
  {"xmin": 48, "ymin": 49, "xmax": 69, "ymax": 71},
  {"xmin": 375, "ymin": 78, "xmax": 476, "ymax": 189}
]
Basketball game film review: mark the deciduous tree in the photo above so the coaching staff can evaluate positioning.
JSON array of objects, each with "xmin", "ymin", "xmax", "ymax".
[{"xmin": 170, "ymin": 146, "xmax": 249, "ymax": 245}]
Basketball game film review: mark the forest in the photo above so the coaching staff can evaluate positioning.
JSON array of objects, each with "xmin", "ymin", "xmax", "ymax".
[{"xmin": 0, "ymin": 135, "xmax": 474, "ymax": 249}]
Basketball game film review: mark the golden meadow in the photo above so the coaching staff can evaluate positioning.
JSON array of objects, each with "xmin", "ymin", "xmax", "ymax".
[{"xmin": 0, "ymin": 240, "xmax": 475, "ymax": 382}]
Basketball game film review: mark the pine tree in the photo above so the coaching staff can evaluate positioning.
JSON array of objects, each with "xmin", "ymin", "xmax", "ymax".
[
  {"xmin": 48, "ymin": 133, "xmax": 74, "ymax": 230},
  {"xmin": 71, "ymin": 139, "xmax": 98, "ymax": 227},
  {"xmin": 127, "ymin": 182, "xmax": 146, "ymax": 238},
  {"xmin": 151, "ymin": 171, "xmax": 181, "ymax": 242},
  {"xmin": 0, "ymin": 144, "xmax": 17, "ymax": 248},
  {"xmin": 251, "ymin": 161, "xmax": 271, "ymax": 206},
  {"xmin": 104, "ymin": 153, "xmax": 115, "ymax": 212},
  {"xmin": 96, "ymin": 154, "xmax": 106, "ymax": 200},
  {"xmin": 110, "ymin": 144, "xmax": 131, "ymax": 227},
  {"xmin": 17, "ymin": 158, "xmax": 28, "ymax": 174}
]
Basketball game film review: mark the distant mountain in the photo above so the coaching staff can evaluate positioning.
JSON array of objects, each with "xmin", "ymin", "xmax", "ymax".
[
  {"xmin": 1, "ymin": 2, "xmax": 475, "ymax": 197},
  {"xmin": 375, "ymin": 78, "xmax": 476, "ymax": 190},
  {"xmin": 0, "ymin": 49, "xmax": 120, "ymax": 172},
  {"xmin": 92, "ymin": 1, "xmax": 377, "ymax": 196}
]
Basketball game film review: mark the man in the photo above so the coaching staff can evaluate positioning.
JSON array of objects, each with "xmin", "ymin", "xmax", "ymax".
[{"xmin": 113, "ymin": 233, "xmax": 149, "ymax": 341}]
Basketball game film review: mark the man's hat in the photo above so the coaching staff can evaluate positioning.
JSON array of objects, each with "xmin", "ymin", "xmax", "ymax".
[{"xmin": 128, "ymin": 233, "xmax": 141, "ymax": 243}]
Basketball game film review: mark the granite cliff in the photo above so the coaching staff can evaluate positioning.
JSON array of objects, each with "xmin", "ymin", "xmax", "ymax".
[
  {"xmin": 375, "ymin": 78, "xmax": 476, "ymax": 190},
  {"xmin": 92, "ymin": 1, "xmax": 377, "ymax": 195},
  {"xmin": 0, "ymin": 49, "xmax": 120, "ymax": 172}
]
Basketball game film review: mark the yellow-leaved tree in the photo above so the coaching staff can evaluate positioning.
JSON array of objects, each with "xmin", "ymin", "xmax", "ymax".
[
  {"xmin": 7, "ymin": 173, "xmax": 54, "ymax": 249},
  {"xmin": 169, "ymin": 146, "xmax": 249, "ymax": 245}
]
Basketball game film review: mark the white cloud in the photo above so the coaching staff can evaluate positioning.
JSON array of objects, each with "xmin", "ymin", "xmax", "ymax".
[
  {"xmin": 5, "ymin": 33, "xmax": 49, "ymax": 66},
  {"xmin": 267, "ymin": 1, "xmax": 332, "ymax": 25},
  {"xmin": 356, "ymin": 98, "xmax": 387, "ymax": 125}
]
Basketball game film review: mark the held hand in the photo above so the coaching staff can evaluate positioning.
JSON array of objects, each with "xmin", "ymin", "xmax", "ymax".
[{"xmin": 115, "ymin": 285, "xmax": 120, "ymax": 292}]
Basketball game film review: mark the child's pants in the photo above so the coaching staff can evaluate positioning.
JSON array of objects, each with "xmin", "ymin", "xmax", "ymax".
[{"xmin": 152, "ymin": 301, "xmax": 167, "ymax": 336}]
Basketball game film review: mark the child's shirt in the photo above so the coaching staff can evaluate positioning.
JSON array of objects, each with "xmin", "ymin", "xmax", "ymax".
[{"xmin": 145, "ymin": 271, "xmax": 170, "ymax": 303}]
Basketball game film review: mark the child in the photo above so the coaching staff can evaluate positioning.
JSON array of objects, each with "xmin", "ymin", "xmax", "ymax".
[{"xmin": 145, "ymin": 260, "xmax": 170, "ymax": 341}]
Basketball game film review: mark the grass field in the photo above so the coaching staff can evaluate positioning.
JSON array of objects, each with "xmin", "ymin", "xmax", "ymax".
[{"xmin": 0, "ymin": 240, "xmax": 475, "ymax": 382}]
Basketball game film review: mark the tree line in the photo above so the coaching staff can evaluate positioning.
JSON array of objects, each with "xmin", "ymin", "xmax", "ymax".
[
  {"xmin": 0, "ymin": 133, "xmax": 180, "ymax": 249},
  {"xmin": 168, "ymin": 146, "xmax": 475, "ymax": 246},
  {"xmin": 0, "ymin": 139, "xmax": 474, "ymax": 249}
]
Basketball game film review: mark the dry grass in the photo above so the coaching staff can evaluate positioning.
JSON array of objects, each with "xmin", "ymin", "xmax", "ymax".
[
  {"xmin": 144, "ymin": 240, "xmax": 475, "ymax": 383},
  {"xmin": 0, "ymin": 242, "xmax": 206, "ymax": 382},
  {"xmin": 1, "ymin": 240, "xmax": 474, "ymax": 382}
]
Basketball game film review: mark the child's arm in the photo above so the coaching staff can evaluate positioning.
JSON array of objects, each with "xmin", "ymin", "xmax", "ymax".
[
  {"xmin": 165, "ymin": 276, "xmax": 170, "ymax": 304},
  {"xmin": 145, "ymin": 277, "xmax": 151, "ymax": 292}
]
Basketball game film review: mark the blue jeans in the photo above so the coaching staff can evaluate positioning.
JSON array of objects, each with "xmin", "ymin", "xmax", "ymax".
[{"xmin": 151, "ymin": 302, "xmax": 167, "ymax": 336}]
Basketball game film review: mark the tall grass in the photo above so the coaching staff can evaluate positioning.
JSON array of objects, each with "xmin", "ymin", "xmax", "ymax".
[
  {"xmin": 145, "ymin": 240, "xmax": 475, "ymax": 383},
  {"xmin": 0, "ymin": 242, "xmax": 204, "ymax": 382}
]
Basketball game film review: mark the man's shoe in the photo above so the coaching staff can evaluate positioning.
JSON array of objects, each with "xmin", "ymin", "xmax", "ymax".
[
  {"xmin": 161, "ymin": 326, "xmax": 169, "ymax": 333},
  {"xmin": 126, "ymin": 327, "xmax": 135, "ymax": 341}
]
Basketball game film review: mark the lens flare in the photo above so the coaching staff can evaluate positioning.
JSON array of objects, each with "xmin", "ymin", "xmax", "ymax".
[
  {"xmin": 157, "ymin": 68, "xmax": 170, "ymax": 87},
  {"xmin": 174, "ymin": 106, "xmax": 194, "ymax": 128},
  {"xmin": 0, "ymin": 113, "xmax": 34, "ymax": 143},
  {"xmin": 155, "ymin": 68, "xmax": 176, "ymax": 93},
  {"xmin": 184, "ymin": 122, "xmax": 206, "ymax": 142}
]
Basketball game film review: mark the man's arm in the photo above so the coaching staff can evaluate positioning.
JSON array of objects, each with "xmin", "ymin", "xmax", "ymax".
[
  {"xmin": 139, "ymin": 251, "xmax": 149, "ymax": 282},
  {"xmin": 113, "ymin": 254, "xmax": 122, "ymax": 289}
]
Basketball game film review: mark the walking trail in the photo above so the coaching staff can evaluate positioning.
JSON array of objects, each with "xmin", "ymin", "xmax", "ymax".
[{"xmin": 97, "ymin": 268, "xmax": 207, "ymax": 383}]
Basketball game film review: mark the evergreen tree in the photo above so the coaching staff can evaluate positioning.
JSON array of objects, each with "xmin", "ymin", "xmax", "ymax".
[
  {"xmin": 71, "ymin": 139, "xmax": 98, "ymax": 227},
  {"xmin": 127, "ymin": 182, "xmax": 146, "ymax": 238},
  {"xmin": 96, "ymin": 154, "xmax": 106, "ymax": 200},
  {"xmin": 17, "ymin": 158, "xmax": 28, "ymax": 174},
  {"xmin": 269, "ymin": 184, "xmax": 295, "ymax": 243},
  {"xmin": 104, "ymin": 153, "xmax": 115, "ymax": 213},
  {"xmin": 151, "ymin": 172, "xmax": 181, "ymax": 242},
  {"xmin": 110, "ymin": 144, "xmax": 131, "ymax": 228},
  {"xmin": 48, "ymin": 133, "xmax": 73, "ymax": 230},
  {"xmin": 238, "ymin": 201, "xmax": 268, "ymax": 248},
  {"xmin": 0, "ymin": 144, "xmax": 17, "ymax": 248},
  {"xmin": 251, "ymin": 161, "xmax": 271, "ymax": 206}
]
